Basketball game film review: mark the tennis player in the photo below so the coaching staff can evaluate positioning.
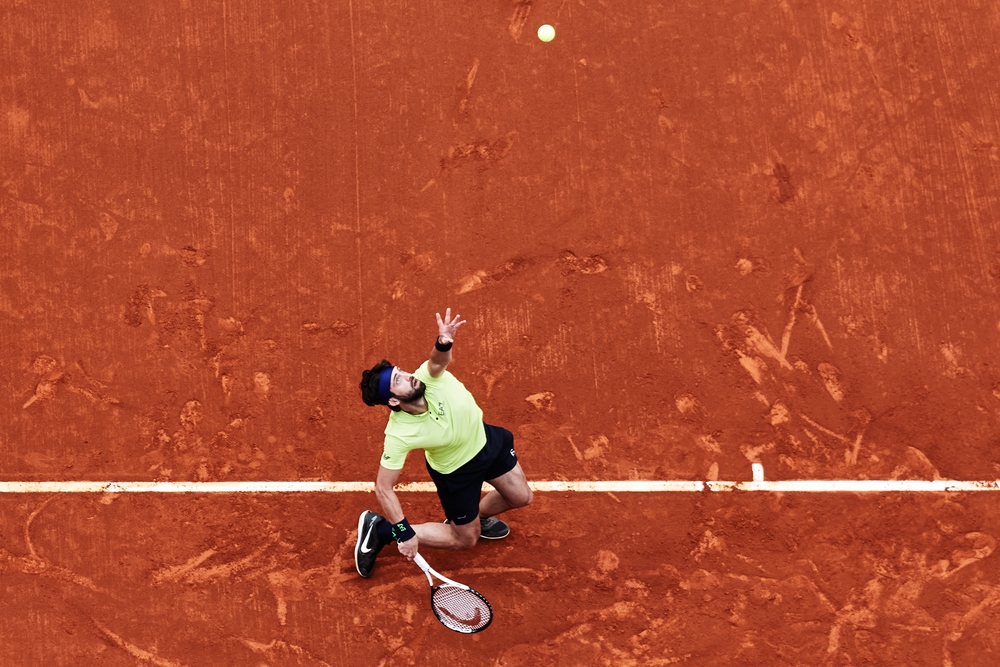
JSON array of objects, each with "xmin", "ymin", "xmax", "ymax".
[{"xmin": 354, "ymin": 309, "xmax": 533, "ymax": 578}]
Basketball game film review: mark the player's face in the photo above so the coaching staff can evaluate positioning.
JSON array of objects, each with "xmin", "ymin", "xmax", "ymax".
[{"xmin": 391, "ymin": 367, "xmax": 425, "ymax": 402}]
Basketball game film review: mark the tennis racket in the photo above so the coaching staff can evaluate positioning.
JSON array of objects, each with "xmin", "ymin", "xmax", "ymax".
[{"xmin": 413, "ymin": 553, "xmax": 493, "ymax": 633}]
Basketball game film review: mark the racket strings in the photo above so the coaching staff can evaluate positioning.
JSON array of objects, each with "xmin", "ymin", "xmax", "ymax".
[{"xmin": 431, "ymin": 586, "xmax": 492, "ymax": 632}]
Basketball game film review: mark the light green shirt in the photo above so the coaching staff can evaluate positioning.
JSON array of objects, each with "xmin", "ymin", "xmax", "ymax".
[{"xmin": 381, "ymin": 361, "xmax": 486, "ymax": 474}]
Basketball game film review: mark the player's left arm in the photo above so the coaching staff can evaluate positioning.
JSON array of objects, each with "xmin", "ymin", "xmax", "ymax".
[{"xmin": 427, "ymin": 308, "xmax": 465, "ymax": 378}]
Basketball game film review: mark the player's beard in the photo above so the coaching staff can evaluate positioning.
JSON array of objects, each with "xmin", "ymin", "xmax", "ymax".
[
  {"xmin": 408, "ymin": 381, "xmax": 426, "ymax": 402},
  {"xmin": 399, "ymin": 380, "xmax": 425, "ymax": 404}
]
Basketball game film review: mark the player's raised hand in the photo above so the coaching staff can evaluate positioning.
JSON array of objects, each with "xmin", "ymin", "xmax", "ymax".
[{"xmin": 435, "ymin": 308, "xmax": 465, "ymax": 343}]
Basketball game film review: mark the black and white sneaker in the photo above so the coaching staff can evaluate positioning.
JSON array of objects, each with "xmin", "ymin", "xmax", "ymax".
[
  {"xmin": 478, "ymin": 516, "xmax": 510, "ymax": 539},
  {"xmin": 444, "ymin": 516, "xmax": 510, "ymax": 540},
  {"xmin": 355, "ymin": 510, "xmax": 386, "ymax": 578}
]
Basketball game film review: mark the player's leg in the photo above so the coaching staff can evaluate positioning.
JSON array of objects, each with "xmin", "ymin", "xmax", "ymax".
[
  {"xmin": 468, "ymin": 425, "xmax": 530, "ymax": 539},
  {"xmin": 480, "ymin": 424, "xmax": 532, "ymax": 518},
  {"xmin": 421, "ymin": 459, "xmax": 486, "ymax": 550},
  {"xmin": 413, "ymin": 519, "xmax": 479, "ymax": 550},
  {"xmin": 480, "ymin": 462, "xmax": 532, "ymax": 516}
]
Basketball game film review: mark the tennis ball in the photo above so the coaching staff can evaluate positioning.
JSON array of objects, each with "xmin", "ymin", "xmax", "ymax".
[{"xmin": 537, "ymin": 24, "xmax": 555, "ymax": 42}]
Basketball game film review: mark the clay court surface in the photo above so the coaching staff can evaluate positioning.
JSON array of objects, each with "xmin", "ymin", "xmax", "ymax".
[{"xmin": 2, "ymin": 0, "xmax": 1000, "ymax": 665}]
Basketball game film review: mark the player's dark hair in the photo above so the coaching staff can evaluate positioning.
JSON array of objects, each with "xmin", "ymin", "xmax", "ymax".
[{"xmin": 360, "ymin": 359, "xmax": 400, "ymax": 411}]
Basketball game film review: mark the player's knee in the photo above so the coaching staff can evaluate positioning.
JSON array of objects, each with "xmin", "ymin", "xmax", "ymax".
[
  {"xmin": 517, "ymin": 485, "xmax": 533, "ymax": 508},
  {"xmin": 450, "ymin": 523, "xmax": 480, "ymax": 550},
  {"xmin": 457, "ymin": 531, "xmax": 479, "ymax": 550}
]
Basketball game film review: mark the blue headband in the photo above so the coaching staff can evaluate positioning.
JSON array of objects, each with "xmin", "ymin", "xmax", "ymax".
[{"xmin": 377, "ymin": 367, "xmax": 394, "ymax": 404}]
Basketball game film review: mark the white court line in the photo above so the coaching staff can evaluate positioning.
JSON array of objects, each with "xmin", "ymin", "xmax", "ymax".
[{"xmin": 0, "ymin": 479, "xmax": 998, "ymax": 493}]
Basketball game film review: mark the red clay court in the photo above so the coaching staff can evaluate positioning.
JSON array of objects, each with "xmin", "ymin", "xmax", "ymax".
[{"xmin": 2, "ymin": 0, "xmax": 1000, "ymax": 665}]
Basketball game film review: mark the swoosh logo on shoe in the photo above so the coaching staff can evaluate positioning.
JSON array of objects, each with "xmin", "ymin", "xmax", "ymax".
[{"xmin": 360, "ymin": 522, "xmax": 376, "ymax": 554}]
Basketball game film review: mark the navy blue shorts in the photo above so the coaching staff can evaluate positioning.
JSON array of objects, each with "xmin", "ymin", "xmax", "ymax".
[{"xmin": 425, "ymin": 423, "xmax": 518, "ymax": 526}]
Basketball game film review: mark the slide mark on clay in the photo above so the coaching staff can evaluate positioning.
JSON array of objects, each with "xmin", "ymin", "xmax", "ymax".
[{"xmin": 508, "ymin": 1, "xmax": 533, "ymax": 41}]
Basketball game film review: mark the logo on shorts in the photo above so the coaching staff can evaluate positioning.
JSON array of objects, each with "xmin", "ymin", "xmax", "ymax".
[{"xmin": 510, "ymin": 448, "xmax": 516, "ymax": 457}]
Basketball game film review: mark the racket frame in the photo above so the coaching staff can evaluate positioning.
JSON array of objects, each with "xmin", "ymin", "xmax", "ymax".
[{"xmin": 413, "ymin": 553, "xmax": 493, "ymax": 633}]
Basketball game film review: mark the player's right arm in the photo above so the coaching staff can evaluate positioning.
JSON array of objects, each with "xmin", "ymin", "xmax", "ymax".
[
  {"xmin": 374, "ymin": 464, "xmax": 405, "ymax": 523},
  {"xmin": 375, "ymin": 464, "xmax": 421, "ymax": 559}
]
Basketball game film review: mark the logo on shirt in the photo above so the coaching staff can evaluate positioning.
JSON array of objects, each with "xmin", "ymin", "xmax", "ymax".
[
  {"xmin": 436, "ymin": 401, "xmax": 446, "ymax": 419},
  {"xmin": 383, "ymin": 453, "xmax": 391, "ymax": 460}
]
